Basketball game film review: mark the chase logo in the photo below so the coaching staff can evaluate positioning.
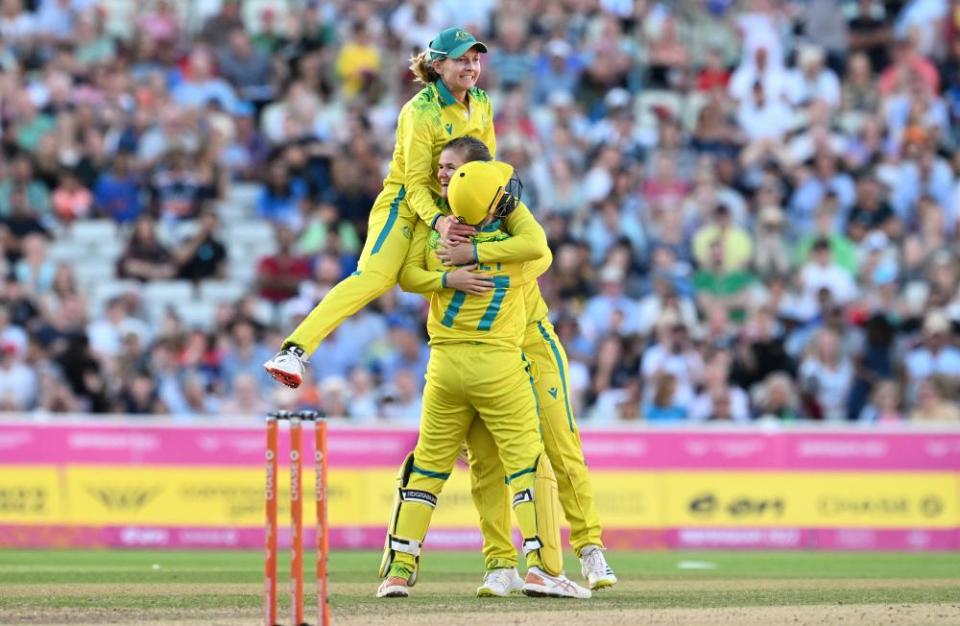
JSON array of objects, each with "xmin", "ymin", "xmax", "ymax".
[
  {"xmin": 86, "ymin": 487, "xmax": 161, "ymax": 511},
  {"xmin": 548, "ymin": 387, "xmax": 558, "ymax": 399},
  {"xmin": 401, "ymin": 225, "xmax": 413, "ymax": 240},
  {"xmin": 445, "ymin": 123, "xmax": 453, "ymax": 135}
]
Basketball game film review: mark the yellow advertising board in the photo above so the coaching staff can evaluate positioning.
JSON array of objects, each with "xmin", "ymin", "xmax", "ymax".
[
  {"xmin": 662, "ymin": 472, "xmax": 959, "ymax": 528},
  {"xmin": 2, "ymin": 466, "xmax": 955, "ymax": 530}
]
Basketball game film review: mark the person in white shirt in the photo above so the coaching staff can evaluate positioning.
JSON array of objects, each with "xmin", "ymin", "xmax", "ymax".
[
  {"xmin": 904, "ymin": 310, "xmax": 960, "ymax": 402},
  {"xmin": 787, "ymin": 45, "xmax": 841, "ymax": 109},
  {"xmin": 0, "ymin": 342, "xmax": 37, "ymax": 410},
  {"xmin": 736, "ymin": 80, "xmax": 794, "ymax": 142},
  {"xmin": 799, "ymin": 238, "xmax": 858, "ymax": 306},
  {"xmin": 640, "ymin": 314, "xmax": 704, "ymax": 407},
  {"xmin": 690, "ymin": 351, "xmax": 751, "ymax": 423},
  {"xmin": 799, "ymin": 328, "xmax": 854, "ymax": 421}
]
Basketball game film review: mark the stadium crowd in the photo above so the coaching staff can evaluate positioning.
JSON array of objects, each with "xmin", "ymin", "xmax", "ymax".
[{"xmin": 1, "ymin": 0, "xmax": 959, "ymax": 424}]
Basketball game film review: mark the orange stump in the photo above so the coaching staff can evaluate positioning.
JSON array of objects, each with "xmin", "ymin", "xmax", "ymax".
[
  {"xmin": 264, "ymin": 415, "xmax": 279, "ymax": 626},
  {"xmin": 290, "ymin": 415, "xmax": 305, "ymax": 626},
  {"xmin": 315, "ymin": 418, "xmax": 330, "ymax": 626}
]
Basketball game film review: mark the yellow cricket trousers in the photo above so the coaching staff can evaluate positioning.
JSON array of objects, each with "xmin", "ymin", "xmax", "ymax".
[
  {"xmin": 467, "ymin": 318, "xmax": 604, "ymax": 570},
  {"xmin": 285, "ymin": 184, "xmax": 415, "ymax": 353},
  {"xmin": 391, "ymin": 343, "xmax": 551, "ymax": 572}
]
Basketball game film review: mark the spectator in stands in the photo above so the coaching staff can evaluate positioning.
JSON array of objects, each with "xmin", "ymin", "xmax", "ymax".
[
  {"xmin": 533, "ymin": 40, "xmax": 582, "ymax": 106},
  {"xmin": 219, "ymin": 371, "xmax": 269, "ymax": 417},
  {"xmin": 903, "ymin": 310, "xmax": 960, "ymax": 401},
  {"xmin": 87, "ymin": 297, "xmax": 151, "ymax": 360},
  {"xmin": 150, "ymin": 149, "xmax": 209, "ymax": 222},
  {"xmin": 858, "ymin": 378, "xmax": 905, "ymax": 424},
  {"xmin": 910, "ymin": 376, "xmax": 960, "ymax": 422},
  {"xmin": 217, "ymin": 28, "xmax": 274, "ymax": 106},
  {"xmin": 220, "ymin": 319, "xmax": 274, "ymax": 393},
  {"xmin": 752, "ymin": 206, "xmax": 791, "ymax": 278},
  {"xmin": 643, "ymin": 372, "xmax": 688, "ymax": 422},
  {"xmin": 693, "ymin": 238, "xmax": 756, "ymax": 322},
  {"xmin": 753, "ymin": 372, "xmax": 803, "ymax": 421},
  {"xmin": 93, "ymin": 151, "xmax": 143, "ymax": 223},
  {"xmin": 117, "ymin": 215, "xmax": 176, "ymax": 281},
  {"xmin": 174, "ymin": 211, "xmax": 227, "ymax": 282},
  {"xmin": 257, "ymin": 159, "xmax": 308, "ymax": 227},
  {"xmin": 578, "ymin": 264, "xmax": 641, "ymax": 343},
  {"xmin": 641, "ymin": 313, "xmax": 703, "ymax": 408},
  {"xmin": 13, "ymin": 233, "xmax": 56, "ymax": 296},
  {"xmin": 172, "ymin": 46, "xmax": 238, "ymax": 113},
  {"xmin": 799, "ymin": 328, "xmax": 854, "ymax": 421},
  {"xmin": 380, "ymin": 368, "xmax": 422, "ymax": 423},
  {"xmin": 56, "ymin": 334, "xmax": 111, "ymax": 413},
  {"xmin": 51, "ymin": 169, "xmax": 93, "ymax": 222},
  {"xmin": 0, "ymin": 340, "xmax": 36, "ymax": 410},
  {"xmin": 0, "ymin": 154, "xmax": 51, "ymax": 218},
  {"xmin": 799, "ymin": 238, "xmax": 858, "ymax": 307},
  {"xmin": 118, "ymin": 370, "xmax": 167, "ymax": 414},
  {"xmin": 788, "ymin": 45, "xmax": 841, "ymax": 110},
  {"xmin": 693, "ymin": 204, "xmax": 753, "ymax": 271},
  {"xmin": 691, "ymin": 351, "xmax": 751, "ymax": 423},
  {"xmin": 256, "ymin": 224, "xmax": 312, "ymax": 304}
]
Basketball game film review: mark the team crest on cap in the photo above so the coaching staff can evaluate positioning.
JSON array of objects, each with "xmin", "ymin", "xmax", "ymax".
[{"xmin": 454, "ymin": 30, "xmax": 468, "ymax": 40}]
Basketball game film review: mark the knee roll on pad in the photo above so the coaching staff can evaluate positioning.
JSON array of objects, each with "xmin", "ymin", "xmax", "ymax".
[{"xmin": 512, "ymin": 455, "xmax": 563, "ymax": 576}]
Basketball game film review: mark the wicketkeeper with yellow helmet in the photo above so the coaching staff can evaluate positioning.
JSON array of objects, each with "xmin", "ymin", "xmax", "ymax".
[{"xmin": 376, "ymin": 160, "xmax": 590, "ymax": 599}]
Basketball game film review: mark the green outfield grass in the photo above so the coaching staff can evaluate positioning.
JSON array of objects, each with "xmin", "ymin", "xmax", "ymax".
[{"xmin": 1, "ymin": 549, "xmax": 959, "ymax": 625}]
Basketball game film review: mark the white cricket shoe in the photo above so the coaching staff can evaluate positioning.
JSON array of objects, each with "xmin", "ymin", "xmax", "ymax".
[
  {"xmin": 376, "ymin": 575, "xmax": 410, "ymax": 598},
  {"xmin": 477, "ymin": 567, "xmax": 524, "ymax": 597},
  {"xmin": 263, "ymin": 346, "xmax": 306, "ymax": 389},
  {"xmin": 522, "ymin": 567, "xmax": 591, "ymax": 599},
  {"xmin": 579, "ymin": 545, "xmax": 617, "ymax": 590}
]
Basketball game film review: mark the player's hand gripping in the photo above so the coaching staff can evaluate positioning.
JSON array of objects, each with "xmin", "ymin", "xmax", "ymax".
[
  {"xmin": 437, "ymin": 241, "xmax": 478, "ymax": 266},
  {"xmin": 444, "ymin": 265, "xmax": 494, "ymax": 295},
  {"xmin": 435, "ymin": 215, "xmax": 476, "ymax": 244}
]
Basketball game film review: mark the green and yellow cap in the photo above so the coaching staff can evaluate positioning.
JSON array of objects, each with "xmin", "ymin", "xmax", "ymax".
[
  {"xmin": 427, "ymin": 27, "xmax": 488, "ymax": 60},
  {"xmin": 448, "ymin": 160, "xmax": 513, "ymax": 226}
]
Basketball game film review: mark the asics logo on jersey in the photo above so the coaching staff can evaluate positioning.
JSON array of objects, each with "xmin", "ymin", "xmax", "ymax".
[{"xmin": 548, "ymin": 388, "xmax": 558, "ymax": 399}]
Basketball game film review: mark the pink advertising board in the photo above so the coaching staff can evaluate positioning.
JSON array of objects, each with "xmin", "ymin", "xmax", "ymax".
[{"xmin": 1, "ymin": 421, "xmax": 958, "ymax": 551}]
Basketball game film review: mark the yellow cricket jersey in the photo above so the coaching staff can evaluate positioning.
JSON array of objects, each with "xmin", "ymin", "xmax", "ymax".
[
  {"xmin": 399, "ymin": 220, "xmax": 547, "ymax": 348},
  {"xmin": 384, "ymin": 80, "xmax": 496, "ymax": 228},
  {"xmin": 398, "ymin": 199, "xmax": 552, "ymax": 328}
]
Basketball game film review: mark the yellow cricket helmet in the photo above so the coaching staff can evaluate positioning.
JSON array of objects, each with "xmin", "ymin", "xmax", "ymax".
[{"xmin": 447, "ymin": 160, "xmax": 514, "ymax": 226}]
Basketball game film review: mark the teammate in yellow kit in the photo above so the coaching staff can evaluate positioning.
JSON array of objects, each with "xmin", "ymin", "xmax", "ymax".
[
  {"xmin": 376, "ymin": 160, "xmax": 590, "ymax": 600},
  {"xmin": 264, "ymin": 27, "xmax": 544, "ymax": 388},
  {"xmin": 399, "ymin": 137, "xmax": 617, "ymax": 595}
]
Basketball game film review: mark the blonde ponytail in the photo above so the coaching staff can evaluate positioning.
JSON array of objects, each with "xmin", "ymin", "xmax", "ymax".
[{"xmin": 409, "ymin": 50, "xmax": 441, "ymax": 85}]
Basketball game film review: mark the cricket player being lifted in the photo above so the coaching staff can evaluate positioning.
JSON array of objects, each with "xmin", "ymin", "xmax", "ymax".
[
  {"xmin": 398, "ymin": 136, "xmax": 616, "ymax": 596},
  {"xmin": 376, "ymin": 159, "xmax": 590, "ymax": 599}
]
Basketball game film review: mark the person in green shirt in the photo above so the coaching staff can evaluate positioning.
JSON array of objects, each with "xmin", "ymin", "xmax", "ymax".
[
  {"xmin": 693, "ymin": 238, "xmax": 756, "ymax": 323},
  {"xmin": 794, "ymin": 201, "xmax": 858, "ymax": 275}
]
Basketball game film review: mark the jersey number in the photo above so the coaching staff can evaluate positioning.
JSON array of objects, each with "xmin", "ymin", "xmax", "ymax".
[{"xmin": 441, "ymin": 275, "xmax": 510, "ymax": 330}]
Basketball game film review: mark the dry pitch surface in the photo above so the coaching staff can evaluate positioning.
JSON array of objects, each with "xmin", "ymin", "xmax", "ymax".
[{"xmin": 1, "ymin": 550, "xmax": 958, "ymax": 625}]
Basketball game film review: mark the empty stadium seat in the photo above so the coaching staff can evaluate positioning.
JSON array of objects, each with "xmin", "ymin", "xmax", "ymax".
[
  {"xmin": 199, "ymin": 280, "xmax": 249, "ymax": 304},
  {"xmin": 68, "ymin": 219, "xmax": 119, "ymax": 246},
  {"xmin": 143, "ymin": 280, "xmax": 195, "ymax": 307}
]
